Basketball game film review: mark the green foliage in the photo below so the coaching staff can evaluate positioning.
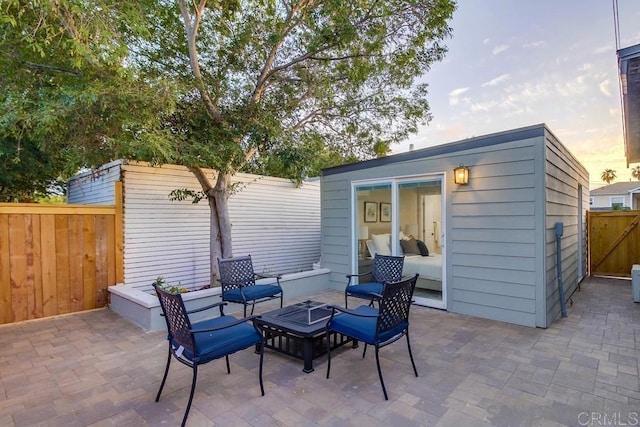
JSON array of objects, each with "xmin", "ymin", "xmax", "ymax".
[
  {"xmin": 601, "ymin": 169, "xmax": 617, "ymax": 185},
  {"xmin": 154, "ymin": 276, "xmax": 189, "ymax": 294}
]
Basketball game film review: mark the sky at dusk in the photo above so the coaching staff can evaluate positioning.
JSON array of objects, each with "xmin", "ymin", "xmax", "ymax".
[{"xmin": 395, "ymin": 0, "xmax": 640, "ymax": 189}]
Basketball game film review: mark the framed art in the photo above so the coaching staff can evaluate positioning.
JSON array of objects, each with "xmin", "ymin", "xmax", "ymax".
[
  {"xmin": 380, "ymin": 203, "xmax": 391, "ymax": 222},
  {"xmin": 364, "ymin": 202, "xmax": 378, "ymax": 222}
]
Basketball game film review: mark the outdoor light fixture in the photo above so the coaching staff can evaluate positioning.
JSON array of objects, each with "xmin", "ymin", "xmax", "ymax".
[{"xmin": 453, "ymin": 164, "xmax": 470, "ymax": 185}]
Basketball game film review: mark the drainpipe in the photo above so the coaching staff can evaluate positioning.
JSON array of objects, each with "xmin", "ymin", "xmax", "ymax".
[{"xmin": 555, "ymin": 222, "xmax": 567, "ymax": 318}]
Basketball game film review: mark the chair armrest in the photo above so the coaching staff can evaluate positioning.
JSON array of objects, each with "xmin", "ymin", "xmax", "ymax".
[
  {"xmin": 255, "ymin": 273, "xmax": 282, "ymax": 286},
  {"xmin": 185, "ymin": 301, "xmax": 226, "ymax": 315},
  {"xmin": 190, "ymin": 315, "xmax": 258, "ymax": 334},
  {"xmin": 326, "ymin": 304, "xmax": 378, "ymax": 318},
  {"xmin": 346, "ymin": 272, "xmax": 371, "ymax": 279}
]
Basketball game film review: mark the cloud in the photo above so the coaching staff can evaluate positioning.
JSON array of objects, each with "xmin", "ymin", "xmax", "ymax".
[
  {"xmin": 481, "ymin": 73, "xmax": 511, "ymax": 87},
  {"xmin": 449, "ymin": 87, "xmax": 469, "ymax": 106},
  {"xmin": 523, "ymin": 40, "xmax": 545, "ymax": 48},
  {"xmin": 593, "ymin": 45, "xmax": 613, "ymax": 54},
  {"xmin": 470, "ymin": 101, "xmax": 498, "ymax": 112},
  {"xmin": 492, "ymin": 44, "xmax": 510, "ymax": 55},
  {"xmin": 599, "ymin": 79, "xmax": 611, "ymax": 96},
  {"xmin": 483, "ymin": 38, "xmax": 490, "ymax": 45},
  {"xmin": 578, "ymin": 63, "xmax": 593, "ymax": 71}
]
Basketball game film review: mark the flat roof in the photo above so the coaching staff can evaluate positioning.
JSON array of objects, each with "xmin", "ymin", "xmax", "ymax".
[{"xmin": 322, "ymin": 124, "xmax": 547, "ymax": 176}]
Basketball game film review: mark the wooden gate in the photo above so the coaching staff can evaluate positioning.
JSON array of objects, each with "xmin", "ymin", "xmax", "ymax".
[
  {"xmin": 588, "ymin": 210, "xmax": 640, "ymax": 277},
  {"xmin": 0, "ymin": 183, "xmax": 123, "ymax": 324}
]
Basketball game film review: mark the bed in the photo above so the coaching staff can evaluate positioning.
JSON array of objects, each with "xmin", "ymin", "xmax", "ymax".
[{"xmin": 365, "ymin": 237, "xmax": 443, "ymax": 291}]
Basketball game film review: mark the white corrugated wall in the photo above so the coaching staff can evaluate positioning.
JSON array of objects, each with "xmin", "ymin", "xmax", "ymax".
[{"xmin": 68, "ymin": 161, "xmax": 321, "ymax": 290}]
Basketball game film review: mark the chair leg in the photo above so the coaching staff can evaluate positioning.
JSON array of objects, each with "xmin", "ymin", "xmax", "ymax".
[
  {"xmin": 182, "ymin": 364, "xmax": 198, "ymax": 427},
  {"xmin": 406, "ymin": 331, "xmax": 418, "ymax": 377},
  {"xmin": 225, "ymin": 355, "xmax": 231, "ymax": 374},
  {"xmin": 325, "ymin": 329, "xmax": 332, "ymax": 379},
  {"xmin": 250, "ymin": 302, "xmax": 256, "ymax": 316},
  {"xmin": 362, "ymin": 343, "xmax": 368, "ymax": 359},
  {"xmin": 279, "ymin": 293, "xmax": 283, "ymax": 308},
  {"xmin": 259, "ymin": 336, "xmax": 265, "ymax": 396},
  {"xmin": 155, "ymin": 346, "xmax": 172, "ymax": 402},
  {"xmin": 244, "ymin": 304, "xmax": 248, "ymax": 317},
  {"xmin": 374, "ymin": 346, "xmax": 388, "ymax": 400},
  {"xmin": 344, "ymin": 293, "xmax": 348, "ymax": 309}
]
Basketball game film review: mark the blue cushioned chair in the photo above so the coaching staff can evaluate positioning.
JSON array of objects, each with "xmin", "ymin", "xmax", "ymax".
[
  {"xmin": 345, "ymin": 254, "xmax": 404, "ymax": 308},
  {"xmin": 153, "ymin": 283, "xmax": 265, "ymax": 427},
  {"xmin": 327, "ymin": 274, "xmax": 419, "ymax": 400},
  {"xmin": 218, "ymin": 255, "xmax": 283, "ymax": 317}
]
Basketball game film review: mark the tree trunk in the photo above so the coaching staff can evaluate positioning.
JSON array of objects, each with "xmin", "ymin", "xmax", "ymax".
[{"xmin": 188, "ymin": 166, "xmax": 233, "ymax": 284}]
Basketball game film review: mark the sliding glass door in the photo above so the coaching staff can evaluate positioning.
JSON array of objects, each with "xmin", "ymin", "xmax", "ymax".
[{"xmin": 353, "ymin": 175, "xmax": 444, "ymax": 309}]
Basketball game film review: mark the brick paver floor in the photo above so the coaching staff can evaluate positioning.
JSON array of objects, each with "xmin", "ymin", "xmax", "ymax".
[{"xmin": 0, "ymin": 276, "xmax": 638, "ymax": 426}]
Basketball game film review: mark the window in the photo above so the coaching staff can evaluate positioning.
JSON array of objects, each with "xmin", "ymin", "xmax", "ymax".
[{"xmin": 611, "ymin": 196, "xmax": 625, "ymax": 209}]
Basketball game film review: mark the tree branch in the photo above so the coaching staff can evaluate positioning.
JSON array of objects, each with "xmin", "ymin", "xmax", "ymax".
[{"xmin": 178, "ymin": 0, "xmax": 225, "ymax": 126}]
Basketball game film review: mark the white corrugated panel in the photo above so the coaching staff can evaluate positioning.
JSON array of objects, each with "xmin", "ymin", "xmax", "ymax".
[{"xmin": 121, "ymin": 162, "xmax": 320, "ymax": 290}]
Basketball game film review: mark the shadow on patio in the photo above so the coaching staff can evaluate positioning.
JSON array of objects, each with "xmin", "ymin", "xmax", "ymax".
[{"xmin": 0, "ymin": 276, "xmax": 638, "ymax": 426}]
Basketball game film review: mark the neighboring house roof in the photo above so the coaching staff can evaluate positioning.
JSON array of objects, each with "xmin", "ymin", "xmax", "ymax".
[
  {"xmin": 618, "ymin": 43, "xmax": 640, "ymax": 164},
  {"xmin": 590, "ymin": 181, "xmax": 640, "ymax": 196}
]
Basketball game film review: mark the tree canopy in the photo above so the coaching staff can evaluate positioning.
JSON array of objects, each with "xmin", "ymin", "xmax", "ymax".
[
  {"xmin": 1, "ymin": 0, "xmax": 457, "ymax": 279},
  {"xmin": 601, "ymin": 169, "xmax": 617, "ymax": 185}
]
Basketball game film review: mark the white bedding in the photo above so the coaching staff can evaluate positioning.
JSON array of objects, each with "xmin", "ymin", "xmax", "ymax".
[
  {"xmin": 402, "ymin": 254, "xmax": 442, "ymax": 281},
  {"xmin": 365, "ymin": 237, "xmax": 442, "ymax": 281}
]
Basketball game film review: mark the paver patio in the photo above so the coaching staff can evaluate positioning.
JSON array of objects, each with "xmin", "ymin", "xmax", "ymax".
[{"xmin": 0, "ymin": 276, "xmax": 638, "ymax": 426}]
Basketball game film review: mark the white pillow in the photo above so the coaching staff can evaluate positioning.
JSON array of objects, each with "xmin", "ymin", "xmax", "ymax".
[
  {"xmin": 371, "ymin": 233, "xmax": 391, "ymax": 256},
  {"xmin": 399, "ymin": 230, "xmax": 410, "ymax": 241}
]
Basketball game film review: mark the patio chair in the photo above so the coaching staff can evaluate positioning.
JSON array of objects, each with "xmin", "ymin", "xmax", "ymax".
[
  {"xmin": 326, "ymin": 274, "xmax": 419, "ymax": 400},
  {"xmin": 153, "ymin": 283, "xmax": 265, "ymax": 427},
  {"xmin": 217, "ymin": 255, "xmax": 283, "ymax": 317},
  {"xmin": 345, "ymin": 254, "xmax": 404, "ymax": 308}
]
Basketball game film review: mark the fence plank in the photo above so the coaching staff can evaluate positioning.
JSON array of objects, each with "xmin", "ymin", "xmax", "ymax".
[
  {"xmin": 0, "ymin": 215, "xmax": 11, "ymax": 323},
  {"xmin": 95, "ymin": 215, "xmax": 109, "ymax": 308},
  {"xmin": 68, "ymin": 215, "xmax": 84, "ymax": 313},
  {"xmin": 41, "ymin": 215, "xmax": 58, "ymax": 317},
  {"xmin": 9, "ymin": 214, "xmax": 27, "ymax": 322},
  {"xmin": 82, "ymin": 214, "xmax": 97, "ymax": 310},
  {"xmin": 27, "ymin": 214, "xmax": 43, "ymax": 320},
  {"xmin": 55, "ymin": 215, "xmax": 71, "ymax": 315}
]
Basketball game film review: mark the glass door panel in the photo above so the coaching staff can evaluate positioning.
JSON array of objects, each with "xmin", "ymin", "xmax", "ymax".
[
  {"xmin": 355, "ymin": 183, "xmax": 392, "ymax": 278},
  {"xmin": 398, "ymin": 178, "xmax": 444, "ymax": 308}
]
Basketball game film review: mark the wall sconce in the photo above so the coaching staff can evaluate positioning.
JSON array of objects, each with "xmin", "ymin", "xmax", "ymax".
[{"xmin": 453, "ymin": 164, "xmax": 470, "ymax": 185}]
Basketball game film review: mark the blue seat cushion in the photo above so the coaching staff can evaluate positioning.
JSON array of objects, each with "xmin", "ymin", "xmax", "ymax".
[
  {"xmin": 223, "ymin": 284, "xmax": 282, "ymax": 303},
  {"xmin": 346, "ymin": 282, "xmax": 384, "ymax": 298},
  {"xmin": 174, "ymin": 315, "xmax": 261, "ymax": 363},
  {"xmin": 329, "ymin": 305, "xmax": 408, "ymax": 345}
]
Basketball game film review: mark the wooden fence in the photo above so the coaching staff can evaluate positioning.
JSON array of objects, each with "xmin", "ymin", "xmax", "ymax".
[
  {"xmin": 588, "ymin": 210, "xmax": 640, "ymax": 277},
  {"xmin": 0, "ymin": 183, "xmax": 123, "ymax": 324}
]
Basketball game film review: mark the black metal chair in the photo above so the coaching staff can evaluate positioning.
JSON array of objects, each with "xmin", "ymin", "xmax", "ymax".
[
  {"xmin": 345, "ymin": 254, "xmax": 404, "ymax": 308},
  {"xmin": 217, "ymin": 255, "xmax": 283, "ymax": 317},
  {"xmin": 326, "ymin": 274, "xmax": 419, "ymax": 400},
  {"xmin": 153, "ymin": 283, "xmax": 265, "ymax": 427}
]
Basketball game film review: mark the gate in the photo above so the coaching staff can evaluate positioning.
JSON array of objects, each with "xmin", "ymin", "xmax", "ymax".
[
  {"xmin": 588, "ymin": 210, "xmax": 640, "ymax": 277},
  {"xmin": 0, "ymin": 183, "xmax": 123, "ymax": 324}
]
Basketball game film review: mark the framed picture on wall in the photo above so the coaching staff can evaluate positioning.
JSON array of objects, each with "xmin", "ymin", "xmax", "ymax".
[
  {"xmin": 364, "ymin": 202, "xmax": 378, "ymax": 222},
  {"xmin": 380, "ymin": 203, "xmax": 391, "ymax": 222}
]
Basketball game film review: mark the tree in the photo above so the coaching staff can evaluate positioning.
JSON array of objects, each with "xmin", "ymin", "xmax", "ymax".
[
  {"xmin": 601, "ymin": 169, "xmax": 617, "ymax": 184},
  {"xmin": 2, "ymin": 0, "xmax": 457, "ymax": 282},
  {"xmin": 632, "ymin": 166, "xmax": 640, "ymax": 181},
  {"xmin": 0, "ymin": 0, "xmax": 176, "ymax": 199},
  {"xmin": 144, "ymin": 0, "xmax": 456, "ymax": 280}
]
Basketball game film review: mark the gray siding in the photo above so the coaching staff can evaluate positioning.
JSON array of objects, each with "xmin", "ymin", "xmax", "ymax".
[
  {"xmin": 321, "ymin": 131, "xmax": 544, "ymax": 327},
  {"xmin": 449, "ymin": 139, "xmax": 539, "ymax": 327},
  {"xmin": 543, "ymin": 131, "xmax": 589, "ymax": 326},
  {"xmin": 67, "ymin": 160, "xmax": 122, "ymax": 204}
]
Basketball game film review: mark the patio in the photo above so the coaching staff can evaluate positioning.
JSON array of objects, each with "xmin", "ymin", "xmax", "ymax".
[{"xmin": 0, "ymin": 276, "xmax": 638, "ymax": 426}]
